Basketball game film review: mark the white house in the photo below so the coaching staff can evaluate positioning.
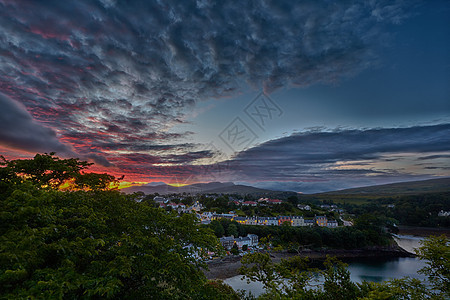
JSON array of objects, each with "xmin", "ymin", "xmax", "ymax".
[
  {"xmin": 292, "ymin": 216, "xmax": 305, "ymax": 227},
  {"xmin": 304, "ymin": 219, "xmax": 314, "ymax": 227},
  {"xmin": 235, "ymin": 236, "xmax": 251, "ymax": 249},
  {"xmin": 298, "ymin": 204, "xmax": 311, "ymax": 211},
  {"xmin": 327, "ymin": 220, "xmax": 338, "ymax": 228},
  {"xmin": 154, "ymin": 196, "xmax": 167, "ymax": 203},
  {"xmin": 438, "ymin": 210, "xmax": 450, "ymax": 217},
  {"xmin": 235, "ymin": 234, "xmax": 259, "ymax": 249},
  {"xmin": 247, "ymin": 234, "xmax": 258, "ymax": 247}
]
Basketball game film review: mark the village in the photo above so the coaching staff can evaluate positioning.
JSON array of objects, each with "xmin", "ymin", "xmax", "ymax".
[
  {"xmin": 151, "ymin": 195, "xmax": 351, "ymax": 226},
  {"xmin": 148, "ymin": 194, "xmax": 355, "ymax": 254}
]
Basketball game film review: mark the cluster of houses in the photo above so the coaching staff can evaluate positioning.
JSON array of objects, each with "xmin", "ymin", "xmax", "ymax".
[
  {"xmin": 153, "ymin": 196, "xmax": 204, "ymax": 212},
  {"xmin": 219, "ymin": 234, "xmax": 259, "ymax": 250},
  {"xmin": 152, "ymin": 196, "xmax": 346, "ymax": 228},
  {"xmin": 228, "ymin": 197, "xmax": 284, "ymax": 207},
  {"xmin": 205, "ymin": 213, "xmax": 339, "ymax": 228}
]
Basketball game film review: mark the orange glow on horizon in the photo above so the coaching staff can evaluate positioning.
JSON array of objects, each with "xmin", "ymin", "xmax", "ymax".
[
  {"xmin": 114, "ymin": 181, "xmax": 149, "ymax": 190},
  {"xmin": 167, "ymin": 183, "xmax": 190, "ymax": 187}
]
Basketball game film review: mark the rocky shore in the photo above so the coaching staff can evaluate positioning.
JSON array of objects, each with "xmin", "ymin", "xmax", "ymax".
[{"xmin": 203, "ymin": 246, "xmax": 412, "ymax": 280}]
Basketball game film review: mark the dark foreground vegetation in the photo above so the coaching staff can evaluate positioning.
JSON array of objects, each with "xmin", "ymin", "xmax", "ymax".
[
  {"xmin": 300, "ymin": 191, "xmax": 450, "ymax": 228},
  {"xmin": 1, "ymin": 154, "xmax": 449, "ymax": 299},
  {"xmin": 239, "ymin": 235, "xmax": 449, "ymax": 299}
]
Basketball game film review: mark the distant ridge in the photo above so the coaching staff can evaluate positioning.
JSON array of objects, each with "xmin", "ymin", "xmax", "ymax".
[
  {"xmin": 121, "ymin": 177, "xmax": 450, "ymax": 196},
  {"xmin": 320, "ymin": 177, "xmax": 450, "ymax": 195},
  {"xmin": 120, "ymin": 181, "xmax": 293, "ymax": 196}
]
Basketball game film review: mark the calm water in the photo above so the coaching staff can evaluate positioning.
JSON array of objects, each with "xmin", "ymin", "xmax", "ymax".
[{"xmin": 224, "ymin": 235, "xmax": 427, "ymax": 297}]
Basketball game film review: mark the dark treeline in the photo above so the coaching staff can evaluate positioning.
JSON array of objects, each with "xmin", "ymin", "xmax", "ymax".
[
  {"xmin": 340, "ymin": 192, "xmax": 450, "ymax": 227},
  {"xmin": 206, "ymin": 215, "xmax": 393, "ymax": 250}
]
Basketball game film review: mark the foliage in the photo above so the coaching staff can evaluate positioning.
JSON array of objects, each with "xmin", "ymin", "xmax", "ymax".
[
  {"xmin": 358, "ymin": 278, "xmax": 436, "ymax": 300},
  {"xmin": 200, "ymin": 280, "xmax": 242, "ymax": 300},
  {"xmin": 228, "ymin": 223, "xmax": 239, "ymax": 237},
  {"xmin": 231, "ymin": 243, "xmax": 239, "ymax": 255},
  {"xmin": 0, "ymin": 154, "xmax": 234, "ymax": 299},
  {"xmin": 240, "ymin": 253, "xmax": 319, "ymax": 299},
  {"xmin": 327, "ymin": 192, "xmax": 450, "ymax": 228},
  {"xmin": 0, "ymin": 153, "xmax": 116, "ymax": 191},
  {"xmin": 322, "ymin": 257, "xmax": 360, "ymax": 300},
  {"xmin": 239, "ymin": 236, "xmax": 449, "ymax": 299},
  {"xmin": 416, "ymin": 235, "xmax": 450, "ymax": 297},
  {"xmin": 211, "ymin": 220, "xmax": 225, "ymax": 237}
]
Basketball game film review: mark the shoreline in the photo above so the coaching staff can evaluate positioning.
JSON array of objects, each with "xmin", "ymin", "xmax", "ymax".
[
  {"xmin": 397, "ymin": 226, "xmax": 450, "ymax": 237},
  {"xmin": 203, "ymin": 246, "xmax": 412, "ymax": 280}
]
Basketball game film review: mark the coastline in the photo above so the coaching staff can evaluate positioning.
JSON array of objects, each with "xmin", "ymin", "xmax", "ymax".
[
  {"xmin": 203, "ymin": 246, "xmax": 412, "ymax": 280},
  {"xmin": 397, "ymin": 226, "xmax": 450, "ymax": 237}
]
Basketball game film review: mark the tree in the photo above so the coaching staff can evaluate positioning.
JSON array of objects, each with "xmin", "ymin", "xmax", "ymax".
[
  {"xmin": 230, "ymin": 243, "xmax": 239, "ymax": 255},
  {"xmin": 239, "ymin": 235, "xmax": 450, "ymax": 299},
  {"xmin": 416, "ymin": 235, "xmax": 450, "ymax": 297},
  {"xmin": 239, "ymin": 253, "xmax": 319, "ymax": 299},
  {"xmin": 1, "ymin": 153, "xmax": 116, "ymax": 191},
  {"xmin": 0, "ymin": 154, "xmax": 236, "ymax": 299},
  {"xmin": 322, "ymin": 256, "xmax": 360, "ymax": 300},
  {"xmin": 0, "ymin": 185, "xmax": 225, "ymax": 298},
  {"xmin": 210, "ymin": 220, "xmax": 225, "ymax": 237},
  {"xmin": 227, "ymin": 223, "xmax": 239, "ymax": 237}
]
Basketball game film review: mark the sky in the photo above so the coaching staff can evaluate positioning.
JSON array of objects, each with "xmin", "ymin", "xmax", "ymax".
[{"xmin": 0, "ymin": 0, "xmax": 449, "ymax": 193}]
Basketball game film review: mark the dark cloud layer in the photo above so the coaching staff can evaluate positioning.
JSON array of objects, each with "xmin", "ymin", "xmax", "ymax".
[
  {"xmin": 3, "ymin": 0, "xmax": 442, "ymax": 193},
  {"xmin": 104, "ymin": 124, "xmax": 450, "ymax": 192},
  {"xmin": 0, "ymin": 93, "xmax": 112, "ymax": 166},
  {"xmin": 0, "ymin": 0, "xmax": 411, "ymax": 165},
  {"xmin": 224, "ymin": 124, "xmax": 450, "ymax": 191},
  {"xmin": 0, "ymin": 93, "xmax": 71, "ymax": 154}
]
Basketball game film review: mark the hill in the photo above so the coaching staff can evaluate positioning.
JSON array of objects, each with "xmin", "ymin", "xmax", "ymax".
[
  {"xmin": 297, "ymin": 177, "xmax": 450, "ymax": 205},
  {"xmin": 121, "ymin": 177, "xmax": 450, "ymax": 200},
  {"xmin": 120, "ymin": 182, "xmax": 296, "ymax": 197},
  {"xmin": 321, "ymin": 177, "xmax": 450, "ymax": 195}
]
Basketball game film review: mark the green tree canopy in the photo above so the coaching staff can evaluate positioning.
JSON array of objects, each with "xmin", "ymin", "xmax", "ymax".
[
  {"xmin": 239, "ymin": 235, "xmax": 449, "ymax": 299},
  {"xmin": 0, "ymin": 154, "xmax": 239, "ymax": 299},
  {"xmin": 416, "ymin": 235, "xmax": 450, "ymax": 297},
  {"xmin": 0, "ymin": 153, "xmax": 116, "ymax": 191}
]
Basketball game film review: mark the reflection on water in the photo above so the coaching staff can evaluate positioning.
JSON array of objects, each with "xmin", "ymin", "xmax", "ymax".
[
  {"xmin": 359, "ymin": 275, "xmax": 384, "ymax": 282},
  {"xmin": 223, "ymin": 275, "xmax": 265, "ymax": 298},
  {"xmin": 346, "ymin": 257, "xmax": 427, "ymax": 284}
]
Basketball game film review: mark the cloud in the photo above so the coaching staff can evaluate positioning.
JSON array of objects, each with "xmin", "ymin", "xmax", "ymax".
[
  {"xmin": 0, "ymin": 93, "xmax": 112, "ymax": 166},
  {"xmin": 0, "ymin": 0, "xmax": 412, "ymax": 163},
  {"xmin": 224, "ymin": 124, "xmax": 450, "ymax": 191},
  {"xmin": 0, "ymin": 93, "xmax": 72, "ymax": 155}
]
